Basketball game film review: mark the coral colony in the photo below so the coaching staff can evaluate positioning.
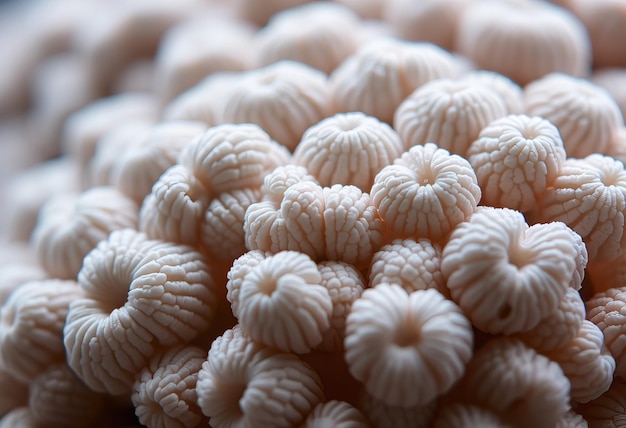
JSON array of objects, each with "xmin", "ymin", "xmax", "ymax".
[{"xmin": 1, "ymin": 0, "xmax": 626, "ymax": 426}]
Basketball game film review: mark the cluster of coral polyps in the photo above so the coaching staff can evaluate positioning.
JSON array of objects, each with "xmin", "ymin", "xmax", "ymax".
[{"xmin": 2, "ymin": 0, "xmax": 626, "ymax": 426}]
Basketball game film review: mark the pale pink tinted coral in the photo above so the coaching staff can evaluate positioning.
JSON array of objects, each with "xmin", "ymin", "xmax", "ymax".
[
  {"xmin": 231, "ymin": 0, "xmax": 312, "ymax": 26},
  {"xmin": 586, "ymin": 287, "xmax": 626, "ymax": 379},
  {"xmin": 293, "ymin": 112, "xmax": 404, "ymax": 190},
  {"xmin": 568, "ymin": 0, "xmax": 626, "ymax": 68},
  {"xmin": 592, "ymin": 68, "xmax": 626, "ymax": 122},
  {"xmin": 258, "ymin": 165, "xmax": 318, "ymax": 206},
  {"xmin": 315, "ymin": 261, "xmax": 365, "ymax": 352},
  {"xmin": 196, "ymin": 326, "xmax": 324, "ymax": 427},
  {"xmin": 0, "ymin": 279, "xmax": 82, "ymax": 382},
  {"xmin": 0, "ymin": 263, "xmax": 47, "ymax": 306},
  {"xmin": 139, "ymin": 164, "xmax": 209, "ymax": 246},
  {"xmin": 371, "ymin": 143, "xmax": 481, "ymax": 242},
  {"xmin": 221, "ymin": 61, "xmax": 332, "ymax": 151},
  {"xmin": 461, "ymin": 70, "xmax": 525, "ymax": 114},
  {"xmin": 515, "ymin": 287, "xmax": 586, "ymax": 352},
  {"xmin": 524, "ymin": 73, "xmax": 624, "ymax": 158},
  {"xmin": 246, "ymin": 177, "xmax": 384, "ymax": 268},
  {"xmin": 330, "ymin": 38, "xmax": 461, "ymax": 124},
  {"xmin": 28, "ymin": 53, "xmax": 100, "ymax": 160},
  {"xmin": 534, "ymin": 154, "xmax": 626, "ymax": 262},
  {"xmin": 161, "ymin": 72, "xmax": 240, "ymax": 125},
  {"xmin": 545, "ymin": 320, "xmax": 615, "ymax": 403},
  {"xmin": 384, "ymin": 0, "xmax": 471, "ymax": 51},
  {"xmin": 459, "ymin": 338, "xmax": 570, "ymax": 428},
  {"xmin": 112, "ymin": 120, "xmax": 206, "ymax": 203},
  {"xmin": 345, "ymin": 285, "xmax": 473, "ymax": 406},
  {"xmin": 228, "ymin": 251, "xmax": 332, "ymax": 353},
  {"xmin": 254, "ymin": 2, "xmax": 361, "ymax": 74},
  {"xmin": 455, "ymin": 0, "xmax": 590, "ymax": 85},
  {"xmin": 0, "ymin": 156, "xmax": 80, "ymax": 242},
  {"xmin": 73, "ymin": 1, "xmax": 197, "ymax": 92},
  {"xmin": 467, "ymin": 114, "xmax": 566, "ymax": 212},
  {"xmin": 561, "ymin": 213, "xmax": 589, "ymax": 291},
  {"xmin": 442, "ymin": 207, "xmax": 578, "ymax": 334},
  {"xmin": 394, "ymin": 78, "xmax": 507, "ymax": 156},
  {"xmin": 178, "ymin": 123, "xmax": 290, "ymax": 195},
  {"xmin": 61, "ymin": 93, "xmax": 158, "ymax": 183},
  {"xmin": 87, "ymin": 120, "xmax": 154, "ymax": 187},
  {"xmin": 226, "ymin": 250, "xmax": 271, "ymax": 318},
  {"xmin": 302, "ymin": 401, "xmax": 369, "ymax": 428},
  {"xmin": 132, "ymin": 346, "xmax": 207, "ymax": 428},
  {"xmin": 64, "ymin": 229, "xmax": 217, "ymax": 394},
  {"xmin": 32, "ymin": 186, "xmax": 138, "ymax": 280},
  {"xmin": 29, "ymin": 363, "xmax": 105, "ymax": 428},
  {"xmin": 154, "ymin": 15, "xmax": 253, "ymax": 104},
  {"xmin": 244, "ymin": 180, "xmax": 326, "ymax": 260},
  {"xmin": 607, "ymin": 127, "xmax": 626, "ymax": 168},
  {"xmin": 322, "ymin": 184, "xmax": 386, "ymax": 269},
  {"xmin": 201, "ymin": 187, "xmax": 263, "ymax": 261},
  {"xmin": 369, "ymin": 238, "xmax": 446, "ymax": 296}
]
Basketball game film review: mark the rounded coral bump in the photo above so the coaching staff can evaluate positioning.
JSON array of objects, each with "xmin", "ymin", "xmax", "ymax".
[
  {"xmin": 201, "ymin": 187, "xmax": 263, "ymax": 262},
  {"xmin": 394, "ymin": 79, "xmax": 507, "ymax": 156},
  {"xmin": 459, "ymin": 338, "xmax": 570, "ymax": 428},
  {"xmin": 345, "ymin": 285, "xmax": 473, "ymax": 407},
  {"xmin": 524, "ymin": 73, "xmax": 624, "ymax": 159},
  {"xmin": 369, "ymin": 238, "xmax": 446, "ymax": 297},
  {"xmin": 111, "ymin": 120, "xmax": 207, "ymax": 204},
  {"xmin": 178, "ymin": 122, "xmax": 290, "ymax": 195},
  {"xmin": 244, "ymin": 180, "xmax": 326, "ymax": 259},
  {"xmin": 545, "ymin": 320, "xmax": 615, "ymax": 403},
  {"xmin": 461, "ymin": 70, "xmax": 525, "ymax": 114},
  {"xmin": 371, "ymin": 142, "xmax": 481, "ymax": 242},
  {"xmin": 230, "ymin": 251, "xmax": 332, "ymax": 353},
  {"xmin": 534, "ymin": 154, "xmax": 626, "ymax": 262},
  {"xmin": 315, "ymin": 261, "xmax": 365, "ymax": 352},
  {"xmin": 467, "ymin": 114, "xmax": 566, "ymax": 213},
  {"xmin": 330, "ymin": 38, "xmax": 461, "ymax": 124},
  {"xmin": 442, "ymin": 207, "xmax": 578, "ymax": 334},
  {"xmin": 515, "ymin": 286, "xmax": 586, "ymax": 352},
  {"xmin": 64, "ymin": 229, "xmax": 217, "ymax": 395},
  {"xmin": 226, "ymin": 250, "xmax": 270, "ymax": 319},
  {"xmin": 293, "ymin": 112, "xmax": 404, "ymax": 191},
  {"xmin": 455, "ymin": 0, "xmax": 590, "ymax": 85},
  {"xmin": 29, "ymin": 363, "xmax": 105, "ymax": 428},
  {"xmin": 323, "ymin": 184, "xmax": 386, "ymax": 269},
  {"xmin": 132, "ymin": 346, "xmax": 207, "ymax": 428},
  {"xmin": 221, "ymin": 61, "xmax": 332, "ymax": 151},
  {"xmin": 196, "ymin": 326, "xmax": 324, "ymax": 427},
  {"xmin": 0, "ymin": 279, "xmax": 83, "ymax": 383},
  {"xmin": 586, "ymin": 287, "xmax": 626, "ymax": 379},
  {"xmin": 253, "ymin": 2, "xmax": 361, "ymax": 74},
  {"xmin": 32, "ymin": 186, "xmax": 138, "ymax": 280},
  {"xmin": 139, "ymin": 164, "xmax": 209, "ymax": 246}
]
